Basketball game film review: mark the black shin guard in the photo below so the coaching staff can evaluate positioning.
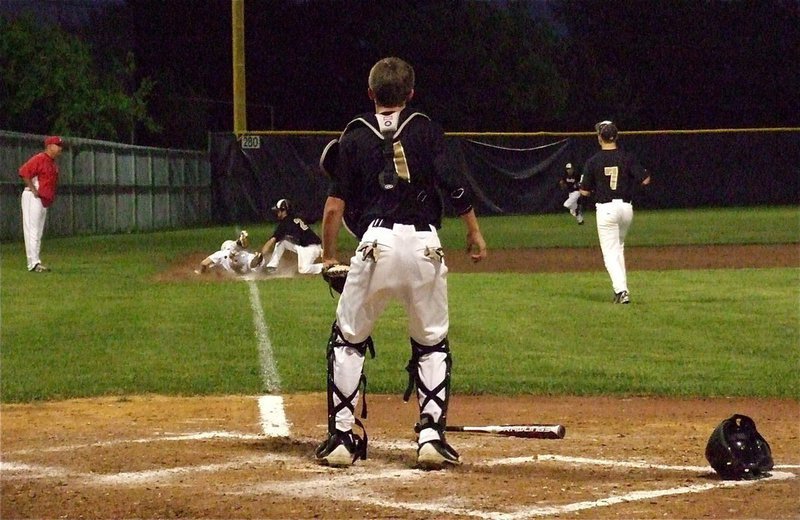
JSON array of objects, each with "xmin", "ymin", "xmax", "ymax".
[
  {"xmin": 403, "ymin": 337, "xmax": 452, "ymax": 429},
  {"xmin": 324, "ymin": 322, "xmax": 374, "ymax": 459}
]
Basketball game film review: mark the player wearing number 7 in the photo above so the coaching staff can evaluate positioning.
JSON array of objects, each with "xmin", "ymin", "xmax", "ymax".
[{"xmin": 579, "ymin": 121, "xmax": 650, "ymax": 304}]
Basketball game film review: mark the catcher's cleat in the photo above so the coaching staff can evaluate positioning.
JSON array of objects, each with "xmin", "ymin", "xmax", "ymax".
[
  {"xmin": 416, "ymin": 439, "xmax": 462, "ymax": 469},
  {"xmin": 315, "ymin": 430, "xmax": 362, "ymax": 467}
]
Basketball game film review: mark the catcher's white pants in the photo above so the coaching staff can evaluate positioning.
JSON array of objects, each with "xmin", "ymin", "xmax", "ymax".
[
  {"xmin": 267, "ymin": 241, "xmax": 323, "ymax": 274},
  {"xmin": 21, "ymin": 189, "xmax": 47, "ymax": 270},
  {"xmin": 595, "ymin": 200, "xmax": 634, "ymax": 294},
  {"xmin": 331, "ymin": 223, "xmax": 450, "ymax": 443},
  {"xmin": 563, "ymin": 190, "xmax": 581, "ymax": 214}
]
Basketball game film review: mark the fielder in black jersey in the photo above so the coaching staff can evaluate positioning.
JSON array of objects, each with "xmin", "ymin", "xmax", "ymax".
[
  {"xmin": 315, "ymin": 57, "xmax": 487, "ymax": 469},
  {"xmin": 558, "ymin": 162, "xmax": 585, "ymax": 225},
  {"xmin": 250, "ymin": 198, "xmax": 323, "ymax": 275},
  {"xmin": 579, "ymin": 121, "xmax": 650, "ymax": 303}
]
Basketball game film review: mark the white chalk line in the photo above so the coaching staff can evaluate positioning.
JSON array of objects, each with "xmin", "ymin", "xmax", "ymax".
[
  {"xmin": 231, "ymin": 460, "xmax": 796, "ymax": 520},
  {"xmin": 2, "ymin": 430, "xmax": 413, "ymax": 457},
  {"xmin": 4, "ymin": 430, "xmax": 265, "ymax": 456},
  {"xmin": 1, "ymin": 453, "xmax": 298, "ymax": 484},
  {"xmin": 245, "ymin": 280, "xmax": 291, "ymax": 438},
  {"xmin": 246, "ymin": 280, "xmax": 281, "ymax": 394}
]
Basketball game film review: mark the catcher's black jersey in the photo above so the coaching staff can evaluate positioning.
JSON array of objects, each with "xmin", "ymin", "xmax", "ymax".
[
  {"xmin": 329, "ymin": 108, "xmax": 473, "ymax": 238},
  {"xmin": 580, "ymin": 148, "xmax": 647, "ymax": 203},
  {"xmin": 272, "ymin": 215, "xmax": 321, "ymax": 246}
]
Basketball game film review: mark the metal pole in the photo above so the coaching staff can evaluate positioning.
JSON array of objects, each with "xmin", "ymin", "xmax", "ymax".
[{"xmin": 232, "ymin": 0, "xmax": 247, "ymax": 135}]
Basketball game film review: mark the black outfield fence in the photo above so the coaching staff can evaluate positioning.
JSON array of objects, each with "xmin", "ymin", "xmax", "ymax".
[
  {"xmin": 210, "ymin": 128, "xmax": 800, "ymax": 226},
  {"xmin": 3, "ymin": 128, "xmax": 796, "ymax": 242}
]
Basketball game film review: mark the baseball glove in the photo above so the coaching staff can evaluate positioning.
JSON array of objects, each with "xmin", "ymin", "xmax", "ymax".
[{"xmin": 322, "ymin": 264, "xmax": 350, "ymax": 295}]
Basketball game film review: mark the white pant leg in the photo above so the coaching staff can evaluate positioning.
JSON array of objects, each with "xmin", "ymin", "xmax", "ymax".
[
  {"xmin": 595, "ymin": 201, "xmax": 633, "ymax": 294},
  {"xmin": 335, "ymin": 226, "xmax": 395, "ymax": 344},
  {"xmin": 616, "ymin": 203, "xmax": 633, "ymax": 290},
  {"xmin": 563, "ymin": 190, "xmax": 581, "ymax": 212},
  {"xmin": 21, "ymin": 190, "xmax": 47, "ymax": 270},
  {"xmin": 403, "ymin": 231, "xmax": 449, "ymax": 345},
  {"xmin": 330, "ymin": 228, "xmax": 393, "ymax": 431},
  {"xmin": 416, "ymin": 350, "xmax": 449, "ymax": 444},
  {"xmin": 266, "ymin": 241, "xmax": 287, "ymax": 269},
  {"xmin": 332, "ymin": 345, "xmax": 367, "ymax": 432},
  {"xmin": 296, "ymin": 244, "xmax": 323, "ymax": 274}
]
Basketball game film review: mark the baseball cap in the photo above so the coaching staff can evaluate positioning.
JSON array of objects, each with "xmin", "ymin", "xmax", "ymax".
[
  {"xmin": 565, "ymin": 163, "xmax": 573, "ymax": 169},
  {"xmin": 44, "ymin": 136, "xmax": 64, "ymax": 147},
  {"xmin": 595, "ymin": 120, "xmax": 618, "ymax": 142},
  {"xmin": 271, "ymin": 198, "xmax": 290, "ymax": 212}
]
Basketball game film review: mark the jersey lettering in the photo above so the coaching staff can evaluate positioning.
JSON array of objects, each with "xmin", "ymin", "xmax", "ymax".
[
  {"xmin": 604, "ymin": 166, "xmax": 619, "ymax": 190},
  {"xmin": 294, "ymin": 217, "xmax": 309, "ymax": 231}
]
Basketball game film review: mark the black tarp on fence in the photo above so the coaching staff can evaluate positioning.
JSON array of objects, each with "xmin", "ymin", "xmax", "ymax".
[{"xmin": 210, "ymin": 130, "xmax": 800, "ymax": 226}]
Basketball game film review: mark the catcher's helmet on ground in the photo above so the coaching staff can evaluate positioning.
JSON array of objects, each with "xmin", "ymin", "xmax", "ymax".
[{"xmin": 705, "ymin": 414, "xmax": 773, "ymax": 480}]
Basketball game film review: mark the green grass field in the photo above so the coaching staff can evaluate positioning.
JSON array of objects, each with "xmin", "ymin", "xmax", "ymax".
[{"xmin": 1, "ymin": 206, "xmax": 798, "ymax": 403}]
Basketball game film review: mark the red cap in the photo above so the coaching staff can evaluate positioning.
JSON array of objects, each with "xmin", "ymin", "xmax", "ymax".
[{"xmin": 44, "ymin": 136, "xmax": 64, "ymax": 147}]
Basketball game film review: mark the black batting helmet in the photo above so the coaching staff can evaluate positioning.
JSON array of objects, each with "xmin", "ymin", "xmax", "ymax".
[{"xmin": 705, "ymin": 414, "xmax": 773, "ymax": 480}]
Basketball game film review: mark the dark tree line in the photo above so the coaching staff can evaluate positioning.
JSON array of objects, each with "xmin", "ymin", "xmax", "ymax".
[{"xmin": 1, "ymin": 0, "xmax": 798, "ymax": 150}]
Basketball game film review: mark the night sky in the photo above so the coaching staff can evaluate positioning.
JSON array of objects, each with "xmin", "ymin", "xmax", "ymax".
[{"xmin": 2, "ymin": 0, "xmax": 798, "ymax": 148}]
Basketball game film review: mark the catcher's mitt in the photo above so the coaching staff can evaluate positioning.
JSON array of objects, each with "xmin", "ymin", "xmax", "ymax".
[{"xmin": 322, "ymin": 264, "xmax": 350, "ymax": 295}]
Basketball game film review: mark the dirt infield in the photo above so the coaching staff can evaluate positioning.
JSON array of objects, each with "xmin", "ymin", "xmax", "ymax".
[
  {"xmin": 3, "ymin": 244, "xmax": 799, "ymax": 519},
  {"xmin": 2, "ymin": 395, "xmax": 799, "ymax": 519}
]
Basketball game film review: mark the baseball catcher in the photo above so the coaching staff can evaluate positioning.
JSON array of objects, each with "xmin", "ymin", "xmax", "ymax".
[{"xmin": 313, "ymin": 57, "xmax": 487, "ymax": 470}]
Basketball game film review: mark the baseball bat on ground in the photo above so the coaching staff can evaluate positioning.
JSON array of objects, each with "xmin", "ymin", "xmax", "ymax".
[{"xmin": 445, "ymin": 423, "xmax": 566, "ymax": 439}]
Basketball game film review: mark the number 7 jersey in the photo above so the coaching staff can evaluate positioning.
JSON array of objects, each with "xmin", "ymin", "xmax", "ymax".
[{"xmin": 580, "ymin": 148, "xmax": 647, "ymax": 204}]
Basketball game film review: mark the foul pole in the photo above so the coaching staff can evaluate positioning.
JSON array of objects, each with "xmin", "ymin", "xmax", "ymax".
[{"xmin": 232, "ymin": 0, "xmax": 247, "ymax": 135}]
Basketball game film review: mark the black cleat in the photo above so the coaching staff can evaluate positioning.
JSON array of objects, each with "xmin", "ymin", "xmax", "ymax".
[
  {"xmin": 416, "ymin": 439, "xmax": 462, "ymax": 469},
  {"xmin": 614, "ymin": 290, "xmax": 630, "ymax": 304},
  {"xmin": 314, "ymin": 430, "xmax": 363, "ymax": 467}
]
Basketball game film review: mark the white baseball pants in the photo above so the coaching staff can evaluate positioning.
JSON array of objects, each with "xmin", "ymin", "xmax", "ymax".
[
  {"xmin": 563, "ymin": 190, "xmax": 581, "ymax": 214},
  {"xmin": 595, "ymin": 200, "xmax": 634, "ymax": 294},
  {"xmin": 21, "ymin": 189, "xmax": 47, "ymax": 270},
  {"xmin": 267, "ymin": 241, "xmax": 323, "ymax": 274},
  {"xmin": 331, "ymin": 223, "xmax": 450, "ymax": 441}
]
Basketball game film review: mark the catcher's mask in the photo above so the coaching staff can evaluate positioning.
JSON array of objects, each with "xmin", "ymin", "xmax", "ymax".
[{"xmin": 705, "ymin": 414, "xmax": 773, "ymax": 480}]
